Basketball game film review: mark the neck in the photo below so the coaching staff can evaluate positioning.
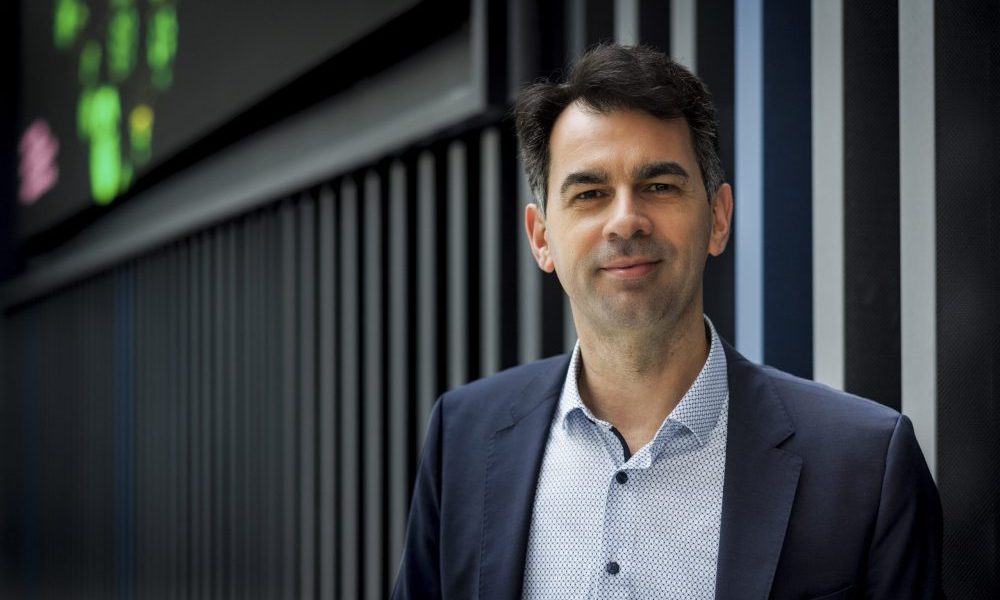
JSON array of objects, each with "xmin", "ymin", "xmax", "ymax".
[{"xmin": 574, "ymin": 307, "xmax": 710, "ymax": 451}]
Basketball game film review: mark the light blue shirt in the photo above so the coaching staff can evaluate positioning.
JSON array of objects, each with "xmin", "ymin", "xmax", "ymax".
[{"xmin": 522, "ymin": 317, "xmax": 729, "ymax": 599}]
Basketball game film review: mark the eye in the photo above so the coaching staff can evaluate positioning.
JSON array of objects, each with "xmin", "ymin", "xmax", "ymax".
[
  {"xmin": 576, "ymin": 189, "xmax": 604, "ymax": 200},
  {"xmin": 647, "ymin": 182, "xmax": 677, "ymax": 193}
]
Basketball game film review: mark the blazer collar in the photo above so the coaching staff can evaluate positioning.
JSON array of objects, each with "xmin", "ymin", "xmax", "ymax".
[
  {"xmin": 477, "ymin": 342, "xmax": 803, "ymax": 599},
  {"xmin": 715, "ymin": 340, "xmax": 802, "ymax": 599}
]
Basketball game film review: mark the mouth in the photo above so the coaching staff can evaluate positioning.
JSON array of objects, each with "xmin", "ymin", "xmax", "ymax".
[{"xmin": 598, "ymin": 258, "xmax": 662, "ymax": 280}]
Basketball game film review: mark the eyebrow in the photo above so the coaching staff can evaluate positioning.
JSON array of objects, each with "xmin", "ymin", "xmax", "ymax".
[
  {"xmin": 633, "ymin": 161, "xmax": 690, "ymax": 181},
  {"xmin": 559, "ymin": 170, "xmax": 609, "ymax": 196}
]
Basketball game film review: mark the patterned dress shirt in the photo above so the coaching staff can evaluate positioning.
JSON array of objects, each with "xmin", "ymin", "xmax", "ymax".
[{"xmin": 522, "ymin": 317, "xmax": 729, "ymax": 599}]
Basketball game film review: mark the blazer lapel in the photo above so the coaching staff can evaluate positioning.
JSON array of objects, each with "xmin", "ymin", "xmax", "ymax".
[
  {"xmin": 478, "ymin": 355, "xmax": 568, "ymax": 600},
  {"xmin": 715, "ymin": 342, "xmax": 803, "ymax": 600}
]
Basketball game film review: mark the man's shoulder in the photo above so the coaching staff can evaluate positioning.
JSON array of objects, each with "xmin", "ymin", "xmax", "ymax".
[{"xmin": 751, "ymin": 361, "xmax": 904, "ymax": 448}]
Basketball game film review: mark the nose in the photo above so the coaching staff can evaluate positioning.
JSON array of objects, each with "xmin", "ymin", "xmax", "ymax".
[{"xmin": 602, "ymin": 188, "xmax": 652, "ymax": 240}]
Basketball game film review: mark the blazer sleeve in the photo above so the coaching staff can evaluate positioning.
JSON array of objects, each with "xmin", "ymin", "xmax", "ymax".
[
  {"xmin": 392, "ymin": 397, "xmax": 444, "ymax": 600},
  {"xmin": 864, "ymin": 414, "xmax": 945, "ymax": 598}
]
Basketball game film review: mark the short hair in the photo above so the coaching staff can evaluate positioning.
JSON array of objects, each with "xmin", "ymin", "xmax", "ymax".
[{"xmin": 514, "ymin": 43, "xmax": 725, "ymax": 212}]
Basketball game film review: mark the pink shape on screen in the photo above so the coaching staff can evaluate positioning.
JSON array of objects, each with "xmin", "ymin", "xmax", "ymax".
[{"xmin": 18, "ymin": 119, "xmax": 60, "ymax": 205}]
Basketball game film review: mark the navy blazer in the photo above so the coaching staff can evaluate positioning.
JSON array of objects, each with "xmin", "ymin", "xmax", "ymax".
[{"xmin": 393, "ymin": 341, "xmax": 943, "ymax": 599}]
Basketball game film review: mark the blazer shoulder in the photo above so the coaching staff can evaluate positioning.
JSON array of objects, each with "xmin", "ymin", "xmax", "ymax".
[
  {"xmin": 438, "ymin": 353, "xmax": 570, "ymax": 424},
  {"xmin": 758, "ymin": 363, "xmax": 902, "ymax": 439}
]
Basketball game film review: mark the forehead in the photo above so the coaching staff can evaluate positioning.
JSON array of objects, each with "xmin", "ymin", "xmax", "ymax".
[{"xmin": 548, "ymin": 103, "xmax": 698, "ymax": 181}]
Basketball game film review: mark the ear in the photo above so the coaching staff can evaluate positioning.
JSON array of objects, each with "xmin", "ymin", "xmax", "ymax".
[
  {"xmin": 524, "ymin": 203, "xmax": 556, "ymax": 273},
  {"xmin": 708, "ymin": 183, "xmax": 733, "ymax": 257}
]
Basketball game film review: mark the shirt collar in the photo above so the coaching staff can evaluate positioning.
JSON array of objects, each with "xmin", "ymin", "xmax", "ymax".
[{"xmin": 557, "ymin": 315, "xmax": 729, "ymax": 447}]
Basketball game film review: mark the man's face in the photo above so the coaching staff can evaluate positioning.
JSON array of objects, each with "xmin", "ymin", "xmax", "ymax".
[{"xmin": 525, "ymin": 103, "xmax": 732, "ymax": 334}]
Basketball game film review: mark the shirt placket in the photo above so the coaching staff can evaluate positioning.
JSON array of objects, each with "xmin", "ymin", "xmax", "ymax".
[{"xmin": 591, "ymin": 426, "xmax": 635, "ymax": 599}]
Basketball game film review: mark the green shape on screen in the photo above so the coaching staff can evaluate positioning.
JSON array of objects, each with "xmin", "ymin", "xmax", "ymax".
[
  {"xmin": 54, "ymin": 0, "xmax": 89, "ymax": 50},
  {"xmin": 129, "ymin": 104, "xmax": 154, "ymax": 165},
  {"xmin": 87, "ymin": 85, "xmax": 123, "ymax": 204},
  {"xmin": 147, "ymin": 5, "xmax": 178, "ymax": 90},
  {"xmin": 79, "ymin": 40, "xmax": 101, "ymax": 87},
  {"xmin": 107, "ymin": 5, "xmax": 139, "ymax": 82}
]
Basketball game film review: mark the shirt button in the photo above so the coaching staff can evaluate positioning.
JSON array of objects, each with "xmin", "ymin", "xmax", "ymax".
[
  {"xmin": 606, "ymin": 561, "xmax": 620, "ymax": 575},
  {"xmin": 615, "ymin": 471, "xmax": 628, "ymax": 484}
]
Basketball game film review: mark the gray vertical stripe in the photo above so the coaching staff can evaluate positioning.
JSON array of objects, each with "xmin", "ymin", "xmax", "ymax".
[
  {"xmin": 615, "ymin": 0, "xmax": 639, "ymax": 45},
  {"xmin": 518, "ymin": 167, "xmax": 541, "ymax": 363},
  {"xmin": 363, "ymin": 171, "xmax": 384, "ymax": 600},
  {"xmin": 297, "ymin": 197, "xmax": 317, "ymax": 599},
  {"xmin": 417, "ymin": 152, "xmax": 437, "ymax": 443},
  {"xmin": 735, "ymin": 0, "xmax": 764, "ymax": 363},
  {"xmin": 811, "ymin": 0, "xmax": 846, "ymax": 389},
  {"xmin": 338, "ymin": 179, "xmax": 359, "ymax": 600},
  {"xmin": 317, "ymin": 187, "xmax": 337, "ymax": 598},
  {"xmin": 388, "ymin": 161, "xmax": 408, "ymax": 579},
  {"xmin": 480, "ymin": 129, "xmax": 501, "ymax": 376},
  {"xmin": 566, "ymin": 0, "xmax": 586, "ymax": 60},
  {"xmin": 671, "ymin": 0, "xmax": 697, "ymax": 71},
  {"xmin": 898, "ymin": 0, "xmax": 936, "ymax": 478},
  {"xmin": 448, "ymin": 142, "xmax": 468, "ymax": 389}
]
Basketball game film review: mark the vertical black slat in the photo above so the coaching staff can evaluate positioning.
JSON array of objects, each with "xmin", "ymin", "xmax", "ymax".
[
  {"xmin": 463, "ymin": 136, "xmax": 483, "ymax": 379},
  {"xmin": 842, "ymin": 0, "xmax": 900, "ymax": 410},
  {"xmin": 498, "ymin": 123, "xmax": 521, "ymax": 369},
  {"xmin": 297, "ymin": 195, "xmax": 318, "ymax": 600},
  {"xmin": 339, "ymin": 178, "xmax": 361, "ymax": 599},
  {"xmin": 363, "ymin": 170, "xmax": 385, "ymax": 600},
  {"xmin": 318, "ymin": 185, "xmax": 338, "ymax": 599},
  {"xmin": 433, "ymin": 148, "xmax": 450, "ymax": 398},
  {"xmin": 508, "ymin": 0, "xmax": 567, "ymax": 93},
  {"xmin": 638, "ymin": 0, "xmax": 671, "ymax": 52},
  {"xmin": 936, "ymin": 0, "xmax": 1000, "ymax": 595},
  {"xmin": 762, "ymin": 0, "xmax": 812, "ymax": 379},
  {"xmin": 387, "ymin": 161, "xmax": 409, "ymax": 582},
  {"xmin": 696, "ymin": 0, "xmax": 736, "ymax": 343},
  {"xmin": 279, "ymin": 201, "xmax": 298, "ymax": 598},
  {"xmin": 584, "ymin": 0, "xmax": 614, "ymax": 46}
]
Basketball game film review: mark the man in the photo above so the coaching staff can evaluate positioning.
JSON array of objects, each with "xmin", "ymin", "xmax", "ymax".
[{"xmin": 393, "ymin": 44, "xmax": 942, "ymax": 599}]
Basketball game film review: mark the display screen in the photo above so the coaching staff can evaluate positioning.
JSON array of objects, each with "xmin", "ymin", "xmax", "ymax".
[{"xmin": 17, "ymin": 0, "xmax": 419, "ymax": 240}]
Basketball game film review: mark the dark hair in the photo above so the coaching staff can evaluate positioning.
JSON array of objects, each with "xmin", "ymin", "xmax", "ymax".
[{"xmin": 514, "ymin": 43, "xmax": 724, "ymax": 212}]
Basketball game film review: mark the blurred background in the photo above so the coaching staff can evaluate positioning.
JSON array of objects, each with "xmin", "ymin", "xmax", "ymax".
[{"xmin": 0, "ymin": 0, "xmax": 997, "ymax": 597}]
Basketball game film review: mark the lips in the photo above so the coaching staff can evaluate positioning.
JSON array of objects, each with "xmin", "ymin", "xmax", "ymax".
[{"xmin": 599, "ymin": 258, "xmax": 662, "ymax": 279}]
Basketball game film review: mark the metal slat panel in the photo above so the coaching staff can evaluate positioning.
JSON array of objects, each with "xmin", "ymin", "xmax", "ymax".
[
  {"xmin": 387, "ymin": 161, "xmax": 408, "ymax": 580},
  {"xmin": 317, "ymin": 186, "xmax": 338, "ymax": 599},
  {"xmin": 479, "ymin": 130, "xmax": 501, "ymax": 376},
  {"xmin": 200, "ymin": 233, "xmax": 212, "ymax": 600},
  {"xmin": 338, "ymin": 179, "xmax": 360, "ymax": 600},
  {"xmin": 225, "ymin": 225, "xmax": 240, "ymax": 597},
  {"xmin": 416, "ymin": 152, "xmax": 437, "ymax": 443},
  {"xmin": 363, "ymin": 170, "xmax": 385, "ymax": 600},
  {"xmin": 265, "ymin": 210, "xmax": 282, "ymax": 597},
  {"xmin": 298, "ymin": 195, "xmax": 317, "ymax": 600},
  {"xmin": 447, "ymin": 142, "xmax": 468, "ymax": 389}
]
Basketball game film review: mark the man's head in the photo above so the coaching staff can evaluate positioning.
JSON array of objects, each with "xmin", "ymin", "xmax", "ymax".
[
  {"xmin": 514, "ymin": 44, "xmax": 732, "ymax": 339},
  {"xmin": 515, "ymin": 43, "xmax": 724, "ymax": 213}
]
